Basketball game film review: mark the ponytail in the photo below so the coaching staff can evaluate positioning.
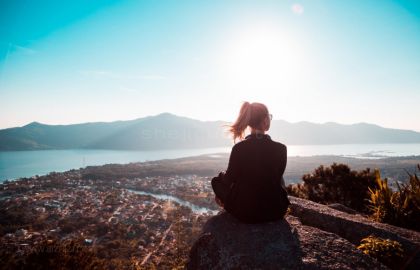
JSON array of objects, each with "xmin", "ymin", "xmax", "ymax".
[
  {"xmin": 222, "ymin": 101, "xmax": 270, "ymax": 144},
  {"xmin": 225, "ymin": 101, "xmax": 252, "ymax": 143}
]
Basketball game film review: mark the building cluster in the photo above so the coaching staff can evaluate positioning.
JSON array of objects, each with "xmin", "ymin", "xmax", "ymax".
[
  {"xmin": 0, "ymin": 168, "xmax": 216, "ymax": 268},
  {"xmin": 123, "ymin": 174, "xmax": 218, "ymax": 210}
]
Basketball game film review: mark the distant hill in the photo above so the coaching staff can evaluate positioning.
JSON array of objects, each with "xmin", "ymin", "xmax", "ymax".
[
  {"xmin": 270, "ymin": 120, "xmax": 420, "ymax": 145},
  {"xmin": 1, "ymin": 112, "xmax": 420, "ymax": 151}
]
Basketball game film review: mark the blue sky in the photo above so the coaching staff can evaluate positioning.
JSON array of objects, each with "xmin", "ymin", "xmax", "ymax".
[{"xmin": 1, "ymin": 0, "xmax": 419, "ymax": 131}]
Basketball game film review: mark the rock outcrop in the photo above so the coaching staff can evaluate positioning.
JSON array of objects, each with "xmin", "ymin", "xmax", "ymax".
[
  {"xmin": 187, "ymin": 196, "xmax": 420, "ymax": 270},
  {"xmin": 289, "ymin": 196, "xmax": 420, "ymax": 269}
]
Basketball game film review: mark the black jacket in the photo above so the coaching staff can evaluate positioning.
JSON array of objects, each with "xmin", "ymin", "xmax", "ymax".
[{"xmin": 224, "ymin": 133, "xmax": 289, "ymax": 223}]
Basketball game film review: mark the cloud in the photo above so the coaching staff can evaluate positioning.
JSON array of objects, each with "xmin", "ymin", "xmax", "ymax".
[
  {"xmin": 79, "ymin": 70, "xmax": 166, "ymax": 80},
  {"xmin": 117, "ymin": 85, "xmax": 141, "ymax": 93},
  {"xmin": 3, "ymin": 43, "xmax": 38, "ymax": 56},
  {"xmin": 14, "ymin": 45, "xmax": 37, "ymax": 55},
  {"xmin": 79, "ymin": 70, "xmax": 113, "ymax": 78},
  {"xmin": 291, "ymin": 3, "xmax": 304, "ymax": 15},
  {"xmin": 137, "ymin": 75, "xmax": 166, "ymax": 80}
]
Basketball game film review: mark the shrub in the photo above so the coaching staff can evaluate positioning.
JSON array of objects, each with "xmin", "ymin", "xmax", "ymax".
[
  {"xmin": 287, "ymin": 163, "xmax": 378, "ymax": 213},
  {"xmin": 357, "ymin": 235, "xmax": 404, "ymax": 269},
  {"xmin": 368, "ymin": 165, "xmax": 420, "ymax": 231}
]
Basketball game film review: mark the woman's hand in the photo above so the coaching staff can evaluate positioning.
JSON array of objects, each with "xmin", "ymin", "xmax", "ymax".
[{"xmin": 215, "ymin": 196, "xmax": 224, "ymax": 208}]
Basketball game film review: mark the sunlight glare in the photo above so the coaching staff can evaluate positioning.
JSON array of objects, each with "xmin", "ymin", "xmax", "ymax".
[{"xmin": 222, "ymin": 25, "xmax": 304, "ymax": 96}]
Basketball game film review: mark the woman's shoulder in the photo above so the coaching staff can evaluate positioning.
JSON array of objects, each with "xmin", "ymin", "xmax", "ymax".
[{"xmin": 271, "ymin": 140, "xmax": 287, "ymax": 152}]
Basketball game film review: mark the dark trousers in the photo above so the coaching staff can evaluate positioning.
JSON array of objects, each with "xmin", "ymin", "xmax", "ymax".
[
  {"xmin": 212, "ymin": 173, "xmax": 286, "ymax": 203},
  {"xmin": 211, "ymin": 171, "xmax": 233, "ymax": 205},
  {"xmin": 211, "ymin": 172, "xmax": 289, "ymax": 223}
]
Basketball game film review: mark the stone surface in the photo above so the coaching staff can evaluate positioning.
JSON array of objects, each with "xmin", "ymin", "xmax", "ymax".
[
  {"xmin": 327, "ymin": 203, "xmax": 360, "ymax": 215},
  {"xmin": 187, "ymin": 211, "xmax": 388, "ymax": 270},
  {"xmin": 289, "ymin": 196, "xmax": 420, "ymax": 270}
]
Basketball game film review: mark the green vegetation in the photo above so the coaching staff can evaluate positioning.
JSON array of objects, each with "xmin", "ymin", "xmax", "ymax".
[
  {"xmin": 368, "ymin": 166, "xmax": 420, "ymax": 231},
  {"xmin": 286, "ymin": 163, "xmax": 378, "ymax": 213},
  {"xmin": 357, "ymin": 235, "xmax": 404, "ymax": 269},
  {"xmin": 287, "ymin": 163, "xmax": 420, "ymax": 231}
]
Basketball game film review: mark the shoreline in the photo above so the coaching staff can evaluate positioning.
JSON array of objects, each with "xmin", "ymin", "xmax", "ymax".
[{"xmin": 2, "ymin": 153, "xmax": 420, "ymax": 184}]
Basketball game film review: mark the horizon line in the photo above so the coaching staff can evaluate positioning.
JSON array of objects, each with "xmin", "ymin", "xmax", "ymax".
[{"xmin": 1, "ymin": 112, "xmax": 420, "ymax": 133}]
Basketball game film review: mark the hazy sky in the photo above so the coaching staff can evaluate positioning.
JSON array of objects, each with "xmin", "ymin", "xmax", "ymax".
[{"xmin": 1, "ymin": 0, "xmax": 419, "ymax": 131}]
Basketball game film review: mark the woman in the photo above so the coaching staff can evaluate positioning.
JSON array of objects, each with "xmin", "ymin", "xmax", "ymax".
[{"xmin": 211, "ymin": 101, "xmax": 290, "ymax": 224}]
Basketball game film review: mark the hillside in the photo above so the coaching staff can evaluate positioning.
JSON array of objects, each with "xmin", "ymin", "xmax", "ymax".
[
  {"xmin": 1, "ymin": 162, "xmax": 419, "ymax": 269},
  {"xmin": 1, "ymin": 113, "xmax": 420, "ymax": 151}
]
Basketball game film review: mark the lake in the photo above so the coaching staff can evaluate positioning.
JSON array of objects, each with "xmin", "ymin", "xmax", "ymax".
[{"xmin": 1, "ymin": 143, "xmax": 420, "ymax": 181}]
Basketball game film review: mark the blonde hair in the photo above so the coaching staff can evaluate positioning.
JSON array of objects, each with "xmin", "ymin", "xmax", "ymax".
[{"xmin": 223, "ymin": 101, "xmax": 269, "ymax": 143}]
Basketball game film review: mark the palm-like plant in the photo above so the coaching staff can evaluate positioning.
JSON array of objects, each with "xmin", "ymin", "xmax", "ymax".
[{"xmin": 368, "ymin": 166, "xmax": 420, "ymax": 231}]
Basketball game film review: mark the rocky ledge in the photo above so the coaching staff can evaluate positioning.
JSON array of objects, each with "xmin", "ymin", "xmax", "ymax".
[{"xmin": 187, "ymin": 196, "xmax": 420, "ymax": 270}]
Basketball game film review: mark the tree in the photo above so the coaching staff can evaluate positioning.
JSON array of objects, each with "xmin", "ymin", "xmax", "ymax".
[{"xmin": 287, "ymin": 163, "xmax": 378, "ymax": 213}]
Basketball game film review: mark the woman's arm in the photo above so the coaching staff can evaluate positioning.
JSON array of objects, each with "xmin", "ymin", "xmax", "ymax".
[
  {"xmin": 224, "ymin": 144, "xmax": 240, "ymax": 183},
  {"xmin": 279, "ymin": 145, "xmax": 287, "ymax": 188}
]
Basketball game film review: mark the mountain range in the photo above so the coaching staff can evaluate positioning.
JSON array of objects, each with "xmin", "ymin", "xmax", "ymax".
[{"xmin": 1, "ymin": 112, "xmax": 420, "ymax": 151}]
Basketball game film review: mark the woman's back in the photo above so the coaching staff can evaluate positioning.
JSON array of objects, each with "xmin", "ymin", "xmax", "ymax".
[{"xmin": 224, "ymin": 133, "xmax": 289, "ymax": 223}]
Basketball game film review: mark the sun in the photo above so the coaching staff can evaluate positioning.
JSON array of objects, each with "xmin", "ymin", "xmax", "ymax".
[{"xmin": 220, "ymin": 25, "xmax": 304, "ymax": 98}]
